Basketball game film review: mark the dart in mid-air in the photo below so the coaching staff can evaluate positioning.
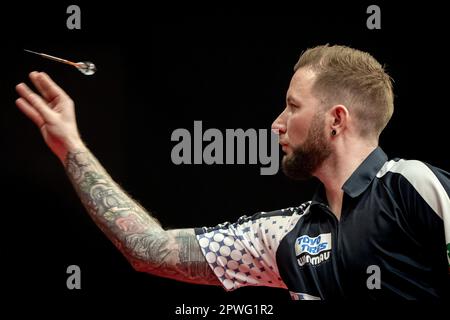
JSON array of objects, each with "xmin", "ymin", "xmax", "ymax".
[{"xmin": 24, "ymin": 49, "xmax": 97, "ymax": 75}]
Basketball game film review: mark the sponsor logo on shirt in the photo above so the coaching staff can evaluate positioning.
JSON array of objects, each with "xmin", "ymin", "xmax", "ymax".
[{"xmin": 295, "ymin": 233, "xmax": 332, "ymax": 267}]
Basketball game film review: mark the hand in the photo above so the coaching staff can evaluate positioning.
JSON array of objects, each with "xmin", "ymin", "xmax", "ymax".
[{"xmin": 15, "ymin": 72, "xmax": 85, "ymax": 163}]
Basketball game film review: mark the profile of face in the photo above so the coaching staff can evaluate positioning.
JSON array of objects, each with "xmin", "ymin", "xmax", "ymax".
[{"xmin": 272, "ymin": 68, "xmax": 332, "ymax": 180}]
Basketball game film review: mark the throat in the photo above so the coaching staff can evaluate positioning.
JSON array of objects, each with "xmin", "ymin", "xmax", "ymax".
[
  {"xmin": 325, "ymin": 190, "xmax": 344, "ymax": 220},
  {"xmin": 329, "ymin": 204, "xmax": 342, "ymax": 220}
]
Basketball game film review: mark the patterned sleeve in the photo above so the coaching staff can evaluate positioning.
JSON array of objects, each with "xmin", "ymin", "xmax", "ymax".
[{"xmin": 194, "ymin": 204, "xmax": 309, "ymax": 291}]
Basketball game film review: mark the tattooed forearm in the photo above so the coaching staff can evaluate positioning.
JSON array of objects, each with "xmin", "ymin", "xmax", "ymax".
[
  {"xmin": 63, "ymin": 149, "xmax": 219, "ymax": 286},
  {"xmin": 64, "ymin": 149, "xmax": 163, "ymax": 248}
]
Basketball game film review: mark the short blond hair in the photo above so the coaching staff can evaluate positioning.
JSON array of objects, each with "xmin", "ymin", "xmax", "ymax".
[{"xmin": 294, "ymin": 44, "xmax": 394, "ymax": 139}]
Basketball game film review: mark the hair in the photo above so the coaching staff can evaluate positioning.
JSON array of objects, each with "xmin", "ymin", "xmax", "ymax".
[{"xmin": 294, "ymin": 44, "xmax": 394, "ymax": 139}]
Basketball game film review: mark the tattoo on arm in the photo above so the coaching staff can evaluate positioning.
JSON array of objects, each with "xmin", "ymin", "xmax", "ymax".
[
  {"xmin": 65, "ymin": 149, "xmax": 162, "ymax": 247},
  {"xmin": 172, "ymin": 230, "xmax": 220, "ymax": 285},
  {"xmin": 124, "ymin": 230, "xmax": 219, "ymax": 285},
  {"xmin": 64, "ymin": 149, "xmax": 219, "ymax": 286}
]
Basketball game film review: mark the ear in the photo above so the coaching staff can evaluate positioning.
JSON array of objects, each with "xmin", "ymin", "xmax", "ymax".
[{"xmin": 328, "ymin": 105, "xmax": 349, "ymax": 135}]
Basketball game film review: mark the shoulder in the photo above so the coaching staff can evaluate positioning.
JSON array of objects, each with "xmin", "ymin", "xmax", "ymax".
[
  {"xmin": 376, "ymin": 158, "xmax": 449, "ymax": 189},
  {"xmin": 376, "ymin": 158, "xmax": 449, "ymax": 218}
]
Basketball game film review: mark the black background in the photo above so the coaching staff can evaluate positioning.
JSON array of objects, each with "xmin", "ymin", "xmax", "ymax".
[{"xmin": 1, "ymin": 1, "xmax": 449, "ymax": 316}]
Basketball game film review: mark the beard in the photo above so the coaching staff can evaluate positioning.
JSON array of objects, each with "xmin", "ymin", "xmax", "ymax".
[{"xmin": 282, "ymin": 112, "xmax": 332, "ymax": 180}]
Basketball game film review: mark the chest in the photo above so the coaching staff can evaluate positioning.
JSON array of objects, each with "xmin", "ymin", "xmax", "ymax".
[{"xmin": 277, "ymin": 202, "xmax": 412, "ymax": 298}]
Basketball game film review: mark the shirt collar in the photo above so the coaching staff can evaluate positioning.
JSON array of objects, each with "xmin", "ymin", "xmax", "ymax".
[
  {"xmin": 312, "ymin": 147, "xmax": 388, "ymax": 203},
  {"xmin": 342, "ymin": 147, "xmax": 388, "ymax": 198}
]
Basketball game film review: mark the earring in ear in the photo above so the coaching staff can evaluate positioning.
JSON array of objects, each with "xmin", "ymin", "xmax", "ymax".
[{"xmin": 331, "ymin": 129, "xmax": 336, "ymax": 136}]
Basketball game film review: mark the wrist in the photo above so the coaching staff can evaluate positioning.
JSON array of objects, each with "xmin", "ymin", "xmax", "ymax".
[
  {"xmin": 65, "ymin": 138, "xmax": 85, "ymax": 152},
  {"xmin": 58, "ymin": 138, "xmax": 87, "ymax": 165}
]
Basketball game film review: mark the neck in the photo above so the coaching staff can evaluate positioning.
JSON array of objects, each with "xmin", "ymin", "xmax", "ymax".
[{"xmin": 314, "ymin": 140, "xmax": 377, "ymax": 218}]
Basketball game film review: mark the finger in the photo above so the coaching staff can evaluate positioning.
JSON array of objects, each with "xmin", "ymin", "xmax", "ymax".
[
  {"xmin": 15, "ymin": 83, "xmax": 55, "ymax": 121},
  {"xmin": 29, "ymin": 71, "xmax": 51, "ymax": 102},
  {"xmin": 30, "ymin": 71, "xmax": 68, "ymax": 102},
  {"xmin": 15, "ymin": 97, "xmax": 45, "ymax": 128}
]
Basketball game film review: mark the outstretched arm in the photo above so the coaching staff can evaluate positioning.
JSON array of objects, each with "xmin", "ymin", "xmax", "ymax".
[{"xmin": 15, "ymin": 72, "xmax": 220, "ymax": 286}]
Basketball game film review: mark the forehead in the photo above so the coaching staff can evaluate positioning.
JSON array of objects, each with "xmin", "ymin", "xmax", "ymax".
[{"xmin": 286, "ymin": 68, "xmax": 317, "ymax": 102}]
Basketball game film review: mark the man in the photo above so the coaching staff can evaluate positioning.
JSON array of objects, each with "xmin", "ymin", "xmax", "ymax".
[{"xmin": 15, "ymin": 45, "xmax": 449, "ymax": 299}]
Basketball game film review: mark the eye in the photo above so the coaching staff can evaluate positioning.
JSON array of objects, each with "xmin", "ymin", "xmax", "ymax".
[{"xmin": 289, "ymin": 103, "xmax": 299, "ymax": 111}]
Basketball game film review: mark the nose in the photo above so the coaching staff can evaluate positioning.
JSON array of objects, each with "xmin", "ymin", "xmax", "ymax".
[{"xmin": 272, "ymin": 111, "xmax": 286, "ymax": 135}]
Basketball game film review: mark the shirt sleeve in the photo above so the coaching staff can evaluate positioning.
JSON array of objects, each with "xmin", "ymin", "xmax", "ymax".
[{"xmin": 194, "ymin": 204, "xmax": 309, "ymax": 291}]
